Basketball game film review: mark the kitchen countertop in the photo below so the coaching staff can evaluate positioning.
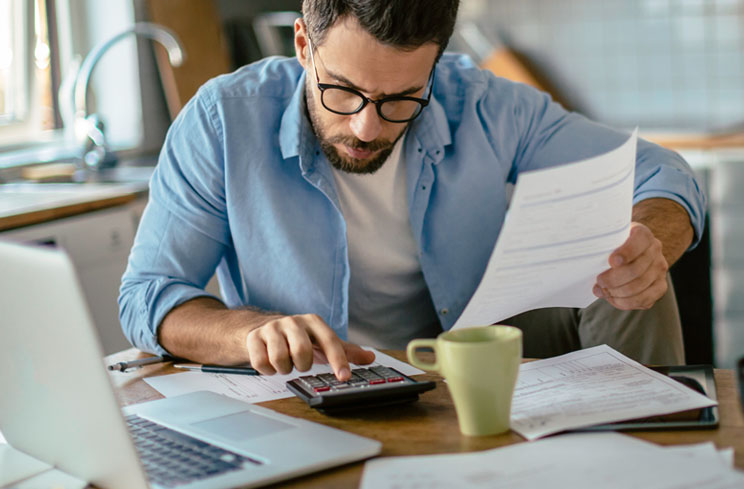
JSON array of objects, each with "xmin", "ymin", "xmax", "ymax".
[{"xmin": 0, "ymin": 166, "xmax": 153, "ymax": 232}]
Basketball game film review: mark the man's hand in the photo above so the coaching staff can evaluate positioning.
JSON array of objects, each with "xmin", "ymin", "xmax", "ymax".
[
  {"xmin": 593, "ymin": 222, "xmax": 668, "ymax": 310},
  {"xmin": 246, "ymin": 314, "xmax": 375, "ymax": 380},
  {"xmin": 158, "ymin": 298, "xmax": 375, "ymax": 381},
  {"xmin": 593, "ymin": 198, "xmax": 694, "ymax": 310}
]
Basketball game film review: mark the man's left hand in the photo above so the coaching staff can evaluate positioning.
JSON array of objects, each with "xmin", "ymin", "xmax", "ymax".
[{"xmin": 593, "ymin": 222, "xmax": 669, "ymax": 310}]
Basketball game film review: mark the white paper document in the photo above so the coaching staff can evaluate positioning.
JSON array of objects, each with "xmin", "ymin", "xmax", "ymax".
[
  {"xmin": 359, "ymin": 432, "xmax": 744, "ymax": 489},
  {"xmin": 0, "ymin": 444, "xmax": 52, "ymax": 488},
  {"xmin": 145, "ymin": 348, "xmax": 423, "ymax": 404},
  {"xmin": 454, "ymin": 130, "xmax": 637, "ymax": 328},
  {"xmin": 9, "ymin": 468, "xmax": 87, "ymax": 489},
  {"xmin": 510, "ymin": 344, "xmax": 717, "ymax": 440}
]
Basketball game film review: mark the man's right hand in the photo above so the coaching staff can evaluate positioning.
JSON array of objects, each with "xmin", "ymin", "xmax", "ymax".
[
  {"xmin": 245, "ymin": 313, "xmax": 375, "ymax": 380},
  {"xmin": 158, "ymin": 298, "xmax": 375, "ymax": 381}
]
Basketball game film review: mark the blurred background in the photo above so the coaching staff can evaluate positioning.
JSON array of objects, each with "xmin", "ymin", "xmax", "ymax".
[{"xmin": 0, "ymin": 0, "xmax": 742, "ymax": 368}]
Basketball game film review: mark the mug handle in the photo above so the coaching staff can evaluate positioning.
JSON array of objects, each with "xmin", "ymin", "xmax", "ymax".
[{"xmin": 406, "ymin": 339, "xmax": 440, "ymax": 372}]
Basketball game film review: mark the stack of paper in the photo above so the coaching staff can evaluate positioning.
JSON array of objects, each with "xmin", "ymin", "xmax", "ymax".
[
  {"xmin": 510, "ymin": 344, "xmax": 717, "ymax": 440},
  {"xmin": 360, "ymin": 432, "xmax": 744, "ymax": 489}
]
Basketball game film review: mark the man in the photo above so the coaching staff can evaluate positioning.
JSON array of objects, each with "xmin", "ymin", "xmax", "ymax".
[{"xmin": 120, "ymin": 0, "xmax": 705, "ymax": 381}]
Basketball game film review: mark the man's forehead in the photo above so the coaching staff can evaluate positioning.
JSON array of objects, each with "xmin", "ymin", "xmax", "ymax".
[{"xmin": 314, "ymin": 16, "xmax": 438, "ymax": 96}]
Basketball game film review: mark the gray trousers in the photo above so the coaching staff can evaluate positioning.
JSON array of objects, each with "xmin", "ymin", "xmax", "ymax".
[{"xmin": 503, "ymin": 275, "xmax": 685, "ymax": 365}]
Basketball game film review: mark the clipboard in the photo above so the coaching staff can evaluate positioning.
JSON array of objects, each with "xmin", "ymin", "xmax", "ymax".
[{"xmin": 578, "ymin": 365, "xmax": 719, "ymax": 431}]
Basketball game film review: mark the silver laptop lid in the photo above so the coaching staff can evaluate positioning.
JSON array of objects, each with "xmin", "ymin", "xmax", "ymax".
[{"xmin": 0, "ymin": 240, "xmax": 149, "ymax": 489}]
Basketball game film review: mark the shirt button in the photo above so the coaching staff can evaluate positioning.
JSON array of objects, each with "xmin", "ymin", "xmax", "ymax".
[{"xmin": 440, "ymin": 308, "xmax": 449, "ymax": 316}]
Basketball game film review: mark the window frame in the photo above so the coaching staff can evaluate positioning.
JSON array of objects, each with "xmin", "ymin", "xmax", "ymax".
[
  {"xmin": 0, "ymin": 0, "xmax": 31, "ymax": 127},
  {"xmin": 0, "ymin": 0, "xmax": 60, "ymax": 152}
]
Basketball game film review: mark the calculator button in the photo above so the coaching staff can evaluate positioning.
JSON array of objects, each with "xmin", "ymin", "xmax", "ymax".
[
  {"xmin": 352, "ymin": 368, "xmax": 384, "ymax": 382},
  {"xmin": 317, "ymin": 373, "xmax": 345, "ymax": 386},
  {"xmin": 386, "ymin": 377, "xmax": 404, "ymax": 383},
  {"xmin": 348, "ymin": 373, "xmax": 368, "ymax": 386},
  {"xmin": 299, "ymin": 376, "xmax": 327, "ymax": 388},
  {"xmin": 368, "ymin": 378, "xmax": 386, "ymax": 385},
  {"xmin": 369, "ymin": 366, "xmax": 399, "ymax": 378},
  {"xmin": 313, "ymin": 386, "xmax": 331, "ymax": 392}
]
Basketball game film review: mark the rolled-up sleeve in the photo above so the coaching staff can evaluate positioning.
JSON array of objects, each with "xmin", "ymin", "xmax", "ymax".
[
  {"xmin": 632, "ymin": 138, "xmax": 707, "ymax": 246},
  {"xmin": 119, "ymin": 88, "xmax": 230, "ymax": 354}
]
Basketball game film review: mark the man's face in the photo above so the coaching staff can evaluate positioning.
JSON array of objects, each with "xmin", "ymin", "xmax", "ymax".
[{"xmin": 295, "ymin": 17, "xmax": 439, "ymax": 174}]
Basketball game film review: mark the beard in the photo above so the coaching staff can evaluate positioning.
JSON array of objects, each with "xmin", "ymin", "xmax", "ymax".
[{"xmin": 305, "ymin": 84, "xmax": 407, "ymax": 175}]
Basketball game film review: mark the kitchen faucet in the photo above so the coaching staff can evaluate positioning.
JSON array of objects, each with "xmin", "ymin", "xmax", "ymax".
[{"xmin": 59, "ymin": 22, "xmax": 184, "ymax": 171}]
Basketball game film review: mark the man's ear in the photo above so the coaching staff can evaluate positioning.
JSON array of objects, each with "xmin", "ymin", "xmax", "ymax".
[{"xmin": 294, "ymin": 18, "xmax": 310, "ymax": 69}]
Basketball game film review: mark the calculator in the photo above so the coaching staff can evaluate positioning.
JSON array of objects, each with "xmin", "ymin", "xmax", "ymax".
[{"xmin": 286, "ymin": 366, "xmax": 436, "ymax": 413}]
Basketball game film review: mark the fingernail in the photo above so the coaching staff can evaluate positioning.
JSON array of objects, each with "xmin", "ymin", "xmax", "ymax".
[
  {"xmin": 593, "ymin": 285, "xmax": 603, "ymax": 298},
  {"xmin": 612, "ymin": 255, "xmax": 624, "ymax": 266},
  {"xmin": 337, "ymin": 367, "xmax": 350, "ymax": 380}
]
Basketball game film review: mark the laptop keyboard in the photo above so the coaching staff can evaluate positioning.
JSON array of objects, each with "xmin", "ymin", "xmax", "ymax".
[{"xmin": 125, "ymin": 414, "xmax": 261, "ymax": 487}]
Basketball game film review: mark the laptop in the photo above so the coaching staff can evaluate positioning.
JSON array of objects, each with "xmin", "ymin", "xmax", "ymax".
[{"xmin": 0, "ymin": 240, "xmax": 381, "ymax": 489}]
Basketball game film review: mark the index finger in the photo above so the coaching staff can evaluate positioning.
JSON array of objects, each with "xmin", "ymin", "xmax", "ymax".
[
  {"xmin": 610, "ymin": 223, "xmax": 653, "ymax": 267},
  {"xmin": 305, "ymin": 319, "xmax": 351, "ymax": 381}
]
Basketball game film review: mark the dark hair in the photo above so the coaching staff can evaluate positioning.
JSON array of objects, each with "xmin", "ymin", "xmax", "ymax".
[{"xmin": 302, "ymin": 0, "xmax": 460, "ymax": 59}]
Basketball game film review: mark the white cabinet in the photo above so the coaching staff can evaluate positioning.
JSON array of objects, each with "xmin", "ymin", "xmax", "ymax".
[{"xmin": 1, "ymin": 198, "xmax": 146, "ymax": 355}]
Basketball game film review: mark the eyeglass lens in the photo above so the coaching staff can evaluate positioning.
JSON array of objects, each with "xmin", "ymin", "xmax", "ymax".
[{"xmin": 321, "ymin": 88, "xmax": 424, "ymax": 122}]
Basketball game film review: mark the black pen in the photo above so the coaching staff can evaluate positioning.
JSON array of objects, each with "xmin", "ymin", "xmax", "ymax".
[
  {"xmin": 174, "ymin": 364, "xmax": 260, "ymax": 376},
  {"xmin": 108, "ymin": 355, "xmax": 175, "ymax": 372}
]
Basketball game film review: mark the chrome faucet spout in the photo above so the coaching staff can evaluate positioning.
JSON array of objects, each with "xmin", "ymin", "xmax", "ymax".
[{"xmin": 59, "ymin": 22, "xmax": 185, "ymax": 170}]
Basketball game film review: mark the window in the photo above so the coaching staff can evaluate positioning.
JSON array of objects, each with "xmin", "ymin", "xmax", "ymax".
[
  {"xmin": 0, "ymin": 0, "xmax": 56, "ymax": 147},
  {"xmin": 0, "ymin": 0, "xmax": 147, "ymax": 166}
]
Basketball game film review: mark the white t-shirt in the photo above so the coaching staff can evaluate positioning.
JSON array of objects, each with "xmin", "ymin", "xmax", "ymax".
[{"xmin": 331, "ymin": 137, "xmax": 441, "ymax": 349}]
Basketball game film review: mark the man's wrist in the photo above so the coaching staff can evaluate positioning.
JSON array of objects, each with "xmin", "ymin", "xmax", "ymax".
[
  {"xmin": 632, "ymin": 198, "xmax": 694, "ymax": 267},
  {"xmin": 158, "ymin": 298, "xmax": 282, "ymax": 365}
]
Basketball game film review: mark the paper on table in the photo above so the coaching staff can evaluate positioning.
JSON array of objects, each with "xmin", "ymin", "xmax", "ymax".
[
  {"xmin": 510, "ymin": 344, "xmax": 717, "ymax": 440},
  {"xmin": 453, "ymin": 130, "xmax": 637, "ymax": 329},
  {"xmin": 359, "ymin": 432, "xmax": 744, "ymax": 489},
  {"xmin": 718, "ymin": 448, "xmax": 736, "ymax": 468},
  {"xmin": 10, "ymin": 468, "xmax": 87, "ymax": 489},
  {"xmin": 0, "ymin": 445, "xmax": 52, "ymax": 488},
  {"xmin": 663, "ymin": 443, "xmax": 736, "ymax": 470},
  {"xmin": 145, "ymin": 348, "xmax": 423, "ymax": 404}
]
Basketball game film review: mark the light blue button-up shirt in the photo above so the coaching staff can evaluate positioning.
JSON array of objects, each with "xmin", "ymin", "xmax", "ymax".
[{"xmin": 119, "ymin": 54, "xmax": 706, "ymax": 355}]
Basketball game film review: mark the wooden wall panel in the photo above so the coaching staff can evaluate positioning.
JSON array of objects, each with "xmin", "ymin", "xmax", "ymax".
[{"xmin": 147, "ymin": 0, "xmax": 231, "ymax": 118}]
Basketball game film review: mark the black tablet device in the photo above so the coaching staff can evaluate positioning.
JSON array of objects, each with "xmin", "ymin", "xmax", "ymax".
[{"xmin": 578, "ymin": 364, "xmax": 719, "ymax": 431}]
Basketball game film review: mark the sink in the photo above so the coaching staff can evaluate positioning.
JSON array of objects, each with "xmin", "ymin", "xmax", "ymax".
[
  {"xmin": 0, "ymin": 143, "xmax": 156, "ymax": 219},
  {"xmin": 87, "ymin": 165, "xmax": 155, "ymax": 184},
  {"xmin": 0, "ymin": 142, "xmax": 157, "ymax": 184}
]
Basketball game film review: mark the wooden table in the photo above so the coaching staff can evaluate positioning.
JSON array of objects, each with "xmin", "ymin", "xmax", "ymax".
[{"xmin": 106, "ymin": 349, "xmax": 744, "ymax": 488}]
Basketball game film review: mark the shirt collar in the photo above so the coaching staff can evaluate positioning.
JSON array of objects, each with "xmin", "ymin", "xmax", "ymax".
[
  {"xmin": 408, "ymin": 94, "xmax": 452, "ymax": 163},
  {"xmin": 279, "ymin": 70, "xmax": 314, "ymax": 161}
]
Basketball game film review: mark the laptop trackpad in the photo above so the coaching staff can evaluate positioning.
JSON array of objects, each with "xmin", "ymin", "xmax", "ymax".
[{"xmin": 192, "ymin": 410, "xmax": 293, "ymax": 441}]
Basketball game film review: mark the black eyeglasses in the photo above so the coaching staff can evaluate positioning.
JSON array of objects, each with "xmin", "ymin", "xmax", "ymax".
[{"xmin": 307, "ymin": 38, "xmax": 435, "ymax": 123}]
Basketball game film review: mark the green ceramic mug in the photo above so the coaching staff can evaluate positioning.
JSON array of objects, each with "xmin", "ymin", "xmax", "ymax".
[{"xmin": 407, "ymin": 325, "xmax": 522, "ymax": 436}]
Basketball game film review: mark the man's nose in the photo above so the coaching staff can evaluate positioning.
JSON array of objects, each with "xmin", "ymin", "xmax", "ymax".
[{"xmin": 349, "ymin": 103, "xmax": 382, "ymax": 142}]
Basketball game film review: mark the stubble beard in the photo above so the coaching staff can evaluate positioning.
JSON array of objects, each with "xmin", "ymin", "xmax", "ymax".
[{"xmin": 304, "ymin": 83, "xmax": 407, "ymax": 175}]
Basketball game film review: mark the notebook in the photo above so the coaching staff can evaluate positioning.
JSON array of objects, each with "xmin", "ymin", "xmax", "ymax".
[{"xmin": 0, "ymin": 240, "xmax": 381, "ymax": 489}]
